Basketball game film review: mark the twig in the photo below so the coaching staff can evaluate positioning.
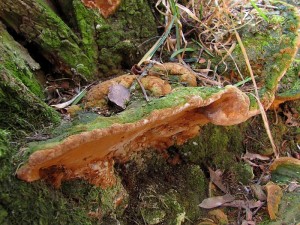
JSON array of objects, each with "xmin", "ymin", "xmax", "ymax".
[
  {"xmin": 136, "ymin": 78, "xmax": 150, "ymax": 102},
  {"xmin": 195, "ymin": 73, "xmax": 222, "ymax": 86},
  {"xmin": 234, "ymin": 30, "xmax": 278, "ymax": 158}
]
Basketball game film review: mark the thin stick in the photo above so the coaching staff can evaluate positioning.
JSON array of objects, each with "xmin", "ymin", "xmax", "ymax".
[
  {"xmin": 235, "ymin": 30, "xmax": 278, "ymax": 158},
  {"xmin": 136, "ymin": 78, "xmax": 150, "ymax": 102}
]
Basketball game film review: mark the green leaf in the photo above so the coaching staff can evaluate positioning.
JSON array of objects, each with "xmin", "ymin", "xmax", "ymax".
[
  {"xmin": 234, "ymin": 76, "xmax": 255, "ymax": 87},
  {"xmin": 71, "ymin": 89, "xmax": 87, "ymax": 105},
  {"xmin": 170, "ymin": 48, "xmax": 196, "ymax": 59},
  {"xmin": 138, "ymin": 17, "xmax": 176, "ymax": 66},
  {"xmin": 250, "ymin": 1, "xmax": 269, "ymax": 22},
  {"xmin": 192, "ymin": 39, "xmax": 214, "ymax": 57}
]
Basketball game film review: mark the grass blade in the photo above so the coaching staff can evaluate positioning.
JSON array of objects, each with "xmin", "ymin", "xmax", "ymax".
[
  {"xmin": 51, "ymin": 89, "xmax": 87, "ymax": 109},
  {"xmin": 235, "ymin": 30, "xmax": 278, "ymax": 158},
  {"xmin": 234, "ymin": 76, "xmax": 254, "ymax": 87},
  {"xmin": 250, "ymin": 1, "xmax": 269, "ymax": 22},
  {"xmin": 170, "ymin": 48, "xmax": 196, "ymax": 59},
  {"xmin": 138, "ymin": 17, "xmax": 175, "ymax": 66},
  {"xmin": 176, "ymin": 3, "xmax": 201, "ymax": 22},
  {"xmin": 192, "ymin": 39, "xmax": 215, "ymax": 57}
]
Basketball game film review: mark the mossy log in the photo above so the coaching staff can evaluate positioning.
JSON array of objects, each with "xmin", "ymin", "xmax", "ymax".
[
  {"xmin": 0, "ymin": 0, "xmax": 157, "ymax": 80},
  {"xmin": 15, "ymin": 0, "xmax": 300, "ymax": 190},
  {"xmin": 0, "ymin": 1, "xmax": 299, "ymax": 224},
  {"xmin": 196, "ymin": 1, "xmax": 300, "ymax": 108},
  {"xmin": 0, "ymin": 22, "xmax": 59, "ymax": 135}
]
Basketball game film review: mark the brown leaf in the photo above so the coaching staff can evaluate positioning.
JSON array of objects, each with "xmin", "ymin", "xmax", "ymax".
[
  {"xmin": 209, "ymin": 167, "xmax": 228, "ymax": 193},
  {"xmin": 223, "ymin": 200, "xmax": 264, "ymax": 209},
  {"xmin": 287, "ymin": 182, "xmax": 300, "ymax": 192},
  {"xmin": 242, "ymin": 220, "xmax": 255, "ymax": 225},
  {"xmin": 283, "ymin": 110, "xmax": 299, "ymax": 127},
  {"xmin": 198, "ymin": 58, "xmax": 206, "ymax": 64},
  {"xmin": 243, "ymin": 152, "xmax": 270, "ymax": 161},
  {"xmin": 250, "ymin": 184, "xmax": 267, "ymax": 201},
  {"xmin": 199, "ymin": 194, "xmax": 235, "ymax": 209},
  {"xmin": 208, "ymin": 209, "xmax": 228, "ymax": 224},
  {"xmin": 107, "ymin": 84, "xmax": 130, "ymax": 109},
  {"xmin": 265, "ymin": 182, "xmax": 283, "ymax": 220}
]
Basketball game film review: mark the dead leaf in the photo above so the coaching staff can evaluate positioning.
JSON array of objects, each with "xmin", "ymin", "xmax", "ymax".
[
  {"xmin": 223, "ymin": 200, "xmax": 264, "ymax": 209},
  {"xmin": 208, "ymin": 209, "xmax": 228, "ymax": 224},
  {"xmin": 198, "ymin": 58, "xmax": 207, "ymax": 64},
  {"xmin": 250, "ymin": 184, "xmax": 267, "ymax": 201},
  {"xmin": 243, "ymin": 152, "xmax": 270, "ymax": 161},
  {"xmin": 199, "ymin": 194, "xmax": 235, "ymax": 209},
  {"xmin": 269, "ymin": 157, "xmax": 300, "ymax": 171},
  {"xmin": 287, "ymin": 182, "xmax": 300, "ymax": 192},
  {"xmin": 209, "ymin": 167, "xmax": 228, "ymax": 193},
  {"xmin": 242, "ymin": 220, "xmax": 255, "ymax": 225},
  {"xmin": 265, "ymin": 182, "xmax": 283, "ymax": 220},
  {"xmin": 283, "ymin": 109, "xmax": 299, "ymax": 127},
  {"xmin": 107, "ymin": 84, "xmax": 130, "ymax": 109}
]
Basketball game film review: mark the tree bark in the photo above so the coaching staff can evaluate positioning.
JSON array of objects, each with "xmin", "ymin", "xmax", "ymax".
[
  {"xmin": 0, "ymin": 0, "xmax": 157, "ymax": 80},
  {"xmin": 0, "ymin": 22, "xmax": 59, "ymax": 136}
]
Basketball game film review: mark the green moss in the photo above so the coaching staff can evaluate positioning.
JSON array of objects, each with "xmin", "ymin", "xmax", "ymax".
[
  {"xmin": 276, "ymin": 58, "xmax": 300, "ymax": 99},
  {"xmin": 94, "ymin": 0, "xmax": 158, "ymax": 77},
  {"xmin": 122, "ymin": 151, "xmax": 208, "ymax": 224},
  {"xmin": 0, "ymin": 0, "xmax": 98, "ymax": 80},
  {"xmin": 270, "ymin": 15, "xmax": 285, "ymax": 24},
  {"xmin": 231, "ymin": 162, "xmax": 254, "ymax": 185},
  {"xmin": 140, "ymin": 208, "xmax": 166, "ymax": 225},
  {"xmin": 0, "ymin": 130, "xmax": 127, "ymax": 224},
  {"xmin": 0, "ymin": 130, "xmax": 9, "ymax": 159},
  {"xmin": 271, "ymin": 164, "xmax": 300, "ymax": 184},
  {"xmin": 179, "ymin": 124, "xmax": 245, "ymax": 170},
  {"xmin": 72, "ymin": 0, "xmax": 98, "ymax": 70},
  {"xmin": 162, "ymin": 190, "xmax": 186, "ymax": 225},
  {"xmin": 0, "ymin": 22, "xmax": 43, "ymax": 98},
  {"xmin": 244, "ymin": 113, "xmax": 287, "ymax": 156},
  {"xmin": 195, "ymin": 2, "xmax": 299, "ymax": 106},
  {"xmin": 176, "ymin": 165, "xmax": 207, "ymax": 221},
  {"xmin": 0, "ymin": 205, "xmax": 8, "ymax": 225},
  {"xmin": 0, "ymin": 68, "xmax": 60, "ymax": 137}
]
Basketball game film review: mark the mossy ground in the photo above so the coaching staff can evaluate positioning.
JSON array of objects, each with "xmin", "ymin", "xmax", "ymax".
[
  {"xmin": 1, "ymin": 99, "xmax": 299, "ymax": 225},
  {"xmin": 116, "ymin": 150, "xmax": 207, "ymax": 225},
  {"xmin": 192, "ymin": 1, "xmax": 299, "ymax": 105},
  {"xmin": 0, "ymin": 68, "xmax": 60, "ymax": 137},
  {"xmin": 0, "ymin": 130, "xmax": 128, "ymax": 225},
  {"xmin": 178, "ymin": 124, "xmax": 246, "ymax": 170},
  {"xmin": 0, "ymin": 1, "xmax": 299, "ymax": 224},
  {"xmin": 0, "ymin": 0, "xmax": 157, "ymax": 80}
]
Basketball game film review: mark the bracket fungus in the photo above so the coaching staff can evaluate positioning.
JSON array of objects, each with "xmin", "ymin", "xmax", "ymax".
[
  {"xmin": 16, "ymin": 2, "xmax": 300, "ymax": 189},
  {"xmin": 17, "ymin": 86, "xmax": 253, "ymax": 188}
]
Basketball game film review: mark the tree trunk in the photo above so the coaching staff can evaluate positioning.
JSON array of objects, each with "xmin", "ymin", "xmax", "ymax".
[
  {"xmin": 0, "ymin": 0, "xmax": 157, "ymax": 80},
  {"xmin": 0, "ymin": 22, "xmax": 59, "ymax": 136}
]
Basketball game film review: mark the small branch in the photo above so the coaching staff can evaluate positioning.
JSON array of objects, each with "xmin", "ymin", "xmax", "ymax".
[
  {"xmin": 136, "ymin": 78, "xmax": 150, "ymax": 102},
  {"xmin": 235, "ymin": 30, "xmax": 278, "ymax": 158}
]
